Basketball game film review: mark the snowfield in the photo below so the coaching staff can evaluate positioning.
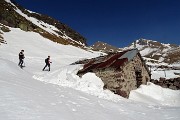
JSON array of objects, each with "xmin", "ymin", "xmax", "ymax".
[
  {"xmin": 129, "ymin": 82, "xmax": 180, "ymax": 106},
  {"xmin": 0, "ymin": 27, "xmax": 180, "ymax": 120}
]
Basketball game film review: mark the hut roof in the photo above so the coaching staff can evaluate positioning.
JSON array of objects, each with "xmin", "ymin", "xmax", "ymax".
[{"xmin": 78, "ymin": 49, "xmax": 140, "ymax": 74}]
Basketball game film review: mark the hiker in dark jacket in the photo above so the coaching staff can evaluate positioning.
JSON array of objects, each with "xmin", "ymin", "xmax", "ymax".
[
  {"xmin": 42, "ymin": 56, "xmax": 52, "ymax": 71},
  {"xmin": 18, "ymin": 50, "xmax": 25, "ymax": 68}
]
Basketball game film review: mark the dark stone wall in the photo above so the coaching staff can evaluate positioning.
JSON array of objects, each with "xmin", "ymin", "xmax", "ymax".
[
  {"xmin": 93, "ymin": 55, "xmax": 150, "ymax": 98},
  {"xmin": 150, "ymin": 77, "xmax": 180, "ymax": 90}
]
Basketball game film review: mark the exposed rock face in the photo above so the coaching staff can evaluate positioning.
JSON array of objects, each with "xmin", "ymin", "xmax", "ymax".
[
  {"xmin": 0, "ymin": 34, "xmax": 5, "ymax": 45},
  {"xmin": 0, "ymin": 0, "xmax": 87, "ymax": 47},
  {"xmin": 90, "ymin": 38, "xmax": 180, "ymax": 65},
  {"xmin": 76, "ymin": 49, "xmax": 151, "ymax": 98},
  {"xmin": 0, "ymin": 0, "xmax": 37, "ymax": 29},
  {"xmin": 150, "ymin": 77, "xmax": 180, "ymax": 90},
  {"xmin": 0, "ymin": 24, "xmax": 9, "ymax": 45},
  {"xmin": 127, "ymin": 38, "xmax": 180, "ymax": 64},
  {"xmin": 26, "ymin": 13, "xmax": 87, "ymax": 46},
  {"xmin": 90, "ymin": 41, "xmax": 122, "ymax": 53}
]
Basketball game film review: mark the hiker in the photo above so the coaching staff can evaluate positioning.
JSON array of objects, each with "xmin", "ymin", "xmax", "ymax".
[
  {"xmin": 42, "ymin": 56, "xmax": 52, "ymax": 71},
  {"xmin": 18, "ymin": 50, "xmax": 25, "ymax": 68}
]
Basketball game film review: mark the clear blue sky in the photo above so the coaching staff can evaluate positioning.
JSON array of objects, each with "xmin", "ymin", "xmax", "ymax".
[{"xmin": 14, "ymin": 0, "xmax": 180, "ymax": 47}]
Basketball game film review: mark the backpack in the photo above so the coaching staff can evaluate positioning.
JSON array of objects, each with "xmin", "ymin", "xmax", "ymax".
[{"xmin": 45, "ymin": 58, "xmax": 48, "ymax": 63}]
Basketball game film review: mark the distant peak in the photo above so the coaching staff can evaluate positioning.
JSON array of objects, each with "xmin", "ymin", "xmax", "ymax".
[{"xmin": 90, "ymin": 41, "xmax": 122, "ymax": 53}]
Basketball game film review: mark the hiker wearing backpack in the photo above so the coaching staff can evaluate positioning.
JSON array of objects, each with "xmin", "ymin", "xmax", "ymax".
[
  {"xmin": 18, "ymin": 50, "xmax": 25, "ymax": 68},
  {"xmin": 42, "ymin": 56, "xmax": 52, "ymax": 71}
]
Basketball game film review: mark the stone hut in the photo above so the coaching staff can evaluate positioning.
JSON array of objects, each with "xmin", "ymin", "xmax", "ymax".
[{"xmin": 77, "ymin": 49, "xmax": 151, "ymax": 98}]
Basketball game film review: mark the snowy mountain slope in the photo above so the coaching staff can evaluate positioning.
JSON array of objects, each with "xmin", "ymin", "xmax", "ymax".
[
  {"xmin": 0, "ymin": 0, "xmax": 86, "ymax": 47},
  {"xmin": 124, "ymin": 38, "xmax": 180, "ymax": 80},
  {"xmin": 0, "ymin": 30, "xmax": 93, "ymax": 79},
  {"xmin": 0, "ymin": 27, "xmax": 119, "ymax": 100},
  {"xmin": 1, "ymin": 0, "xmax": 179, "ymax": 82},
  {"xmin": 1, "ymin": 59, "xmax": 180, "ymax": 120},
  {"xmin": 0, "ymin": 26, "xmax": 180, "ymax": 119},
  {"xmin": 127, "ymin": 38, "xmax": 180, "ymax": 65},
  {"xmin": 90, "ymin": 38, "xmax": 180, "ymax": 66},
  {"xmin": 89, "ymin": 39, "xmax": 180, "ymax": 80}
]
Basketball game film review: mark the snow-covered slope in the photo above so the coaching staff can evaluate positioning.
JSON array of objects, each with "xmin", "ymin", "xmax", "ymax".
[
  {"xmin": 127, "ymin": 38, "xmax": 180, "ymax": 64},
  {"xmin": 0, "ymin": 27, "xmax": 180, "ymax": 119},
  {"xmin": 89, "ymin": 38, "xmax": 180, "ymax": 80},
  {"xmin": 2, "ymin": 58, "xmax": 180, "ymax": 120},
  {"xmin": 129, "ymin": 82, "xmax": 180, "ymax": 106},
  {"xmin": 125, "ymin": 38, "xmax": 180, "ymax": 80},
  {"xmin": 1, "ymin": 0, "xmax": 86, "ymax": 47}
]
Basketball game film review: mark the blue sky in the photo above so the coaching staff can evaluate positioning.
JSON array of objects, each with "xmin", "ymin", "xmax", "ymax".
[{"xmin": 15, "ymin": 0, "xmax": 180, "ymax": 47}]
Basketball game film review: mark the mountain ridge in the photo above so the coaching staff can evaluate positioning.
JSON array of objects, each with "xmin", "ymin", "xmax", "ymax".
[
  {"xmin": 89, "ymin": 41, "xmax": 122, "ymax": 53},
  {"xmin": 90, "ymin": 38, "xmax": 180, "ymax": 65},
  {"xmin": 1, "ymin": 0, "xmax": 180, "ymax": 66},
  {"xmin": 0, "ymin": 0, "xmax": 87, "ymax": 47},
  {"xmin": 128, "ymin": 38, "xmax": 180, "ymax": 65}
]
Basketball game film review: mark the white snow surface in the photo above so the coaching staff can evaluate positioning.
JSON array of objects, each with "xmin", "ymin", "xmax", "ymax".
[
  {"xmin": 129, "ymin": 82, "xmax": 180, "ymax": 106},
  {"xmin": 0, "ymin": 27, "xmax": 180, "ymax": 119},
  {"xmin": 144, "ymin": 57, "xmax": 180, "ymax": 80},
  {"xmin": 151, "ymin": 69, "xmax": 180, "ymax": 80}
]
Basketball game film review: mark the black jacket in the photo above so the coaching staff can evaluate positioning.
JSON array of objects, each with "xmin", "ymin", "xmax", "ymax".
[
  {"xmin": 45, "ymin": 58, "xmax": 50, "ymax": 64},
  {"xmin": 19, "ymin": 52, "xmax": 24, "ymax": 59}
]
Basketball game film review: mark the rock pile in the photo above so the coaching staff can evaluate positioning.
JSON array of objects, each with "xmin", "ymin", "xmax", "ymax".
[{"xmin": 150, "ymin": 77, "xmax": 180, "ymax": 90}]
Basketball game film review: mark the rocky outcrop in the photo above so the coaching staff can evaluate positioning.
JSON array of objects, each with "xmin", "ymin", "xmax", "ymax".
[
  {"xmin": 150, "ymin": 77, "xmax": 180, "ymax": 90},
  {"xmin": 0, "ymin": 0, "xmax": 87, "ymax": 47},
  {"xmin": 90, "ymin": 41, "xmax": 122, "ymax": 53},
  {"xmin": 90, "ymin": 39, "xmax": 180, "ymax": 66},
  {"xmin": 127, "ymin": 38, "xmax": 180, "ymax": 64},
  {"xmin": 16, "ymin": 3, "xmax": 87, "ymax": 46},
  {"xmin": 0, "ymin": 24, "xmax": 9, "ymax": 45},
  {"xmin": 0, "ymin": 34, "xmax": 4, "ymax": 45},
  {"xmin": 0, "ymin": 0, "xmax": 37, "ymax": 29}
]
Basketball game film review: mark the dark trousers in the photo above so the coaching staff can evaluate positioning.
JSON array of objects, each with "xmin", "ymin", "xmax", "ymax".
[
  {"xmin": 18, "ymin": 59, "xmax": 24, "ymax": 67},
  {"xmin": 43, "ymin": 64, "xmax": 50, "ymax": 71}
]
